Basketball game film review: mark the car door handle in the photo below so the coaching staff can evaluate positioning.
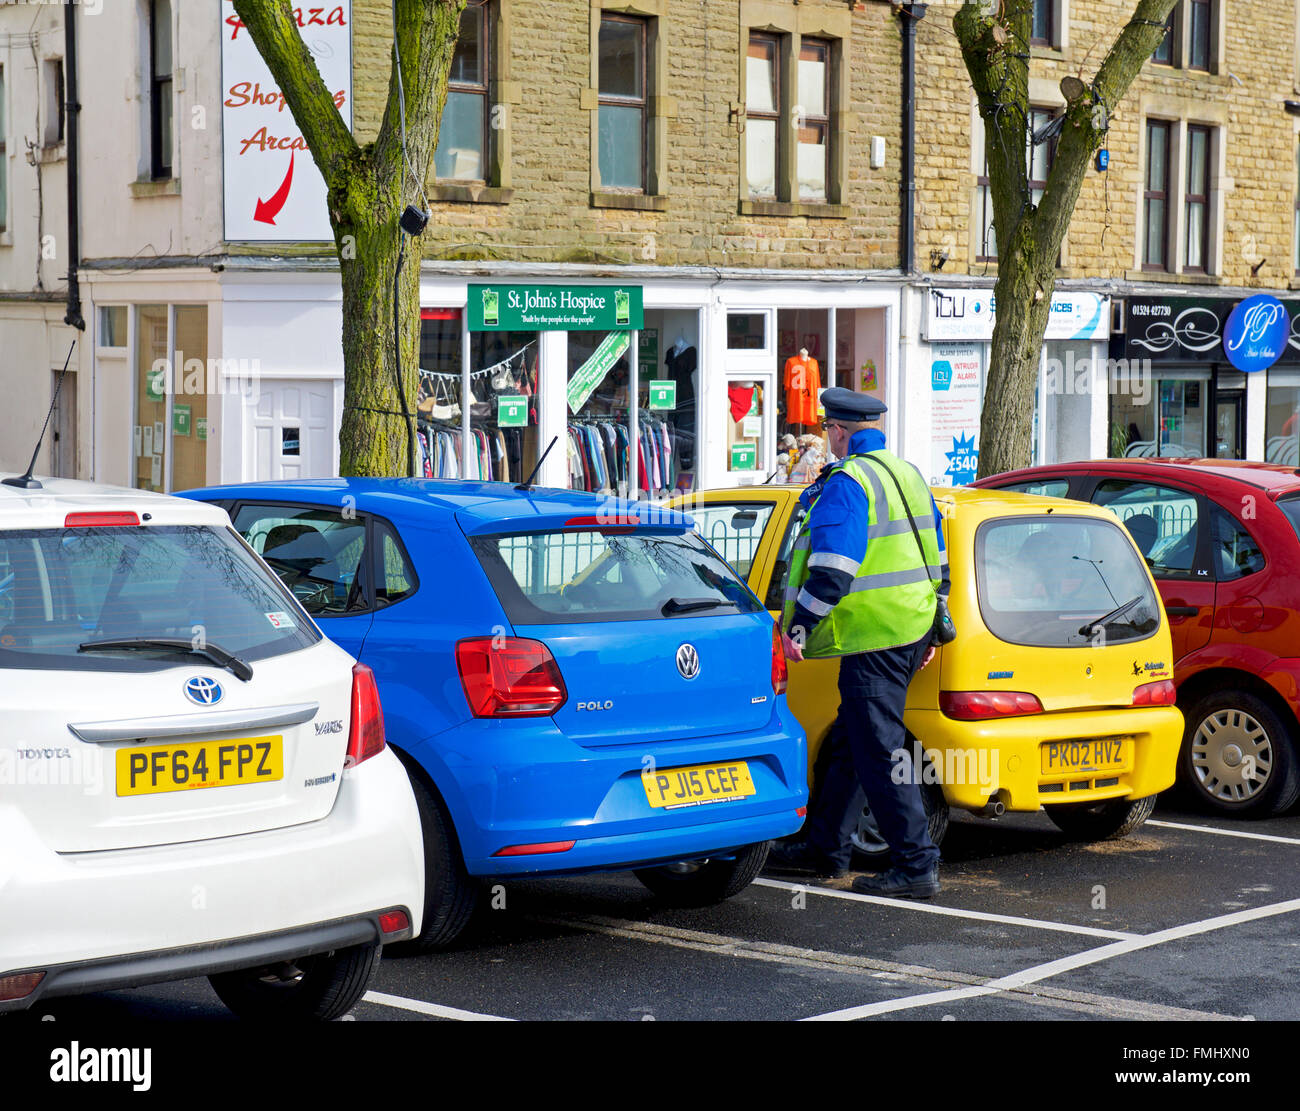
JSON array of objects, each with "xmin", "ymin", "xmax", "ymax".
[
  {"xmin": 1165, "ymin": 605, "xmax": 1199, "ymax": 617},
  {"xmin": 67, "ymin": 702, "xmax": 320, "ymax": 743}
]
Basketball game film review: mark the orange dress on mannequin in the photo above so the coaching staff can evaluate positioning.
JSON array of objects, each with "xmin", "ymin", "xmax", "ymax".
[{"xmin": 784, "ymin": 354, "xmax": 821, "ymax": 427}]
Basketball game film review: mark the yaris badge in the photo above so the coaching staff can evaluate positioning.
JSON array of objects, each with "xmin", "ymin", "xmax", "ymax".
[
  {"xmin": 184, "ymin": 676, "xmax": 223, "ymax": 705},
  {"xmin": 676, "ymin": 644, "xmax": 700, "ymax": 680}
]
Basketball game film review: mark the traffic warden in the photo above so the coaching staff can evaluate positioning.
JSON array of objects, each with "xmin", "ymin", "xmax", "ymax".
[{"xmin": 769, "ymin": 387, "xmax": 949, "ymax": 898}]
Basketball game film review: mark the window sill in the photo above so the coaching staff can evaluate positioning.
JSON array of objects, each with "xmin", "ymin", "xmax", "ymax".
[
  {"xmin": 738, "ymin": 199, "xmax": 849, "ymax": 219},
  {"xmin": 130, "ymin": 178, "xmax": 181, "ymax": 198},
  {"xmin": 1125, "ymin": 268, "xmax": 1222, "ymax": 285},
  {"xmin": 590, "ymin": 191, "xmax": 668, "ymax": 212},
  {"xmin": 428, "ymin": 183, "xmax": 514, "ymax": 205}
]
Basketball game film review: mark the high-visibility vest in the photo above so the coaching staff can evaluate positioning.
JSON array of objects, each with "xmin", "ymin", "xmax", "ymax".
[{"xmin": 782, "ymin": 451, "xmax": 942, "ymax": 658}]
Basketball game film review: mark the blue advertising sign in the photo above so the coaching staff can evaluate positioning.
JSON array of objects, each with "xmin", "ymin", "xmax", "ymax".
[{"xmin": 1223, "ymin": 295, "xmax": 1289, "ymax": 373}]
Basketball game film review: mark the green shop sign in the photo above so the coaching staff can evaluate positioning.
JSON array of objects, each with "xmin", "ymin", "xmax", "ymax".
[
  {"xmin": 648, "ymin": 380, "xmax": 676, "ymax": 410},
  {"xmin": 730, "ymin": 443, "xmax": 757, "ymax": 471},
  {"xmin": 470, "ymin": 284, "xmax": 643, "ymax": 332},
  {"xmin": 497, "ymin": 395, "xmax": 527, "ymax": 427}
]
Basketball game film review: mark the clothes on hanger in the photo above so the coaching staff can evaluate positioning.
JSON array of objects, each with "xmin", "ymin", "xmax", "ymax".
[{"xmin": 784, "ymin": 352, "xmax": 822, "ymax": 427}]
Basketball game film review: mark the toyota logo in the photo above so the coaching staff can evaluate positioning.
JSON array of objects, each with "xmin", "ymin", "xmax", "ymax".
[
  {"xmin": 676, "ymin": 644, "xmax": 700, "ymax": 680},
  {"xmin": 184, "ymin": 676, "xmax": 224, "ymax": 705}
]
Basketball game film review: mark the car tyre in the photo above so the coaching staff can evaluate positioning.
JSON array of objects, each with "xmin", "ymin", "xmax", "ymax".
[
  {"xmin": 852, "ymin": 779, "xmax": 949, "ymax": 855},
  {"xmin": 399, "ymin": 772, "xmax": 478, "ymax": 951},
  {"xmin": 1179, "ymin": 690, "xmax": 1300, "ymax": 817},
  {"xmin": 1045, "ymin": 794, "xmax": 1156, "ymax": 841},
  {"xmin": 208, "ymin": 941, "xmax": 380, "ymax": 1021},
  {"xmin": 633, "ymin": 841, "xmax": 771, "ymax": 907}
]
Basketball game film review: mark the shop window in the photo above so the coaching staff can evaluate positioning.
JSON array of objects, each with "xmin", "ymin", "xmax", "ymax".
[
  {"xmin": 434, "ymin": 2, "xmax": 489, "ymax": 183},
  {"xmin": 148, "ymin": 0, "xmax": 172, "ymax": 179},
  {"xmin": 99, "ymin": 306, "xmax": 128, "ymax": 349},
  {"xmin": 132, "ymin": 304, "xmax": 208, "ymax": 493},
  {"xmin": 974, "ymin": 106, "xmax": 1056, "ymax": 263},
  {"xmin": 0, "ymin": 66, "xmax": 6, "ymax": 231},
  {"xmin": 1265, "ymin": 373, "xmax": 1300, "ymax": 465},
  {"xmin": 727, "ymin": 312, "xmax": 768, "ymax": 352},
  {"xmin": 1109, "ymin": 372, "xmax": 1207, "ymax": 459},
  {"xmin": 416, "ymin": 310, "xmax": 539, "ymax": 484}
]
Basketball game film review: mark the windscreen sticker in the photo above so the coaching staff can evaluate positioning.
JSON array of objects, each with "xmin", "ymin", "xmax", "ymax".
[{"xmin": 265, "ymin": 611, "xmax": 296, "ymax": 629}]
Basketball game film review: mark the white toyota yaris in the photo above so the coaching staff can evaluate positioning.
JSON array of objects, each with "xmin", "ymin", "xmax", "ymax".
[{"xmin": 0, "ymin": 477, "xmax": 424, "ymax": 1019}]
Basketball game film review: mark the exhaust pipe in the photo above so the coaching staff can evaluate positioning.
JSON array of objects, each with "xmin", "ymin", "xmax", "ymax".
[{"xmin": 974, "ymin": 797, "xmax": 1006, "ymax": 819}]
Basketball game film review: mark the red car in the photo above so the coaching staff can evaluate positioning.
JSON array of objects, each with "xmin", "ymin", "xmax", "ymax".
[{"xmin": 973, "ymin": 458, "xmax": 1300, "ymax": 817}]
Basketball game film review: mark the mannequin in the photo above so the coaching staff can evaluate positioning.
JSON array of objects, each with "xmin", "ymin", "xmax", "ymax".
[{"xmin": 784, "ymin": 347, "xmax": 821, "ymax": 432}]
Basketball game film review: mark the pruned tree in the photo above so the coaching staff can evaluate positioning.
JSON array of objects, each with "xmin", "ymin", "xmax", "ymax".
[
  {"xmin": 954, "ymin": 0, "xmax": 1179, "ymax": 478},
  {"xmin": 232, "ymin": 0, "xmax": 466, "ymax": 476}
]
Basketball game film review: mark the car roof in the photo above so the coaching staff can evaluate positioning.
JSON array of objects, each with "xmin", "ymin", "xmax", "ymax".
[
  {"xmin": 985, "ymin": 458, "xmax": 1300, "ymax": 496},
  {"xmin": 0, "ymin": 475, "xmax": 230, "ymax": 529},
  {"xmin": 181, "ymin": 478, "xmax": 696, "ymax": 532},
  {"xmin": 676, "ymin": 483, "xmax": 1112, "ymax": 518}
]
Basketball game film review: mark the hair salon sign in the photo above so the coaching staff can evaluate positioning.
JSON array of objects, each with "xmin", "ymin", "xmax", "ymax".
[{"xmin": 1125, "ymin": 295, "xmax": 1299, "ymax": 371}]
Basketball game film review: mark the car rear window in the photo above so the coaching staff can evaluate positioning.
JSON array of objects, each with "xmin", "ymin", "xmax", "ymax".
[
  {"xmin": 470, "ymin": 528, "xmax": 765, "ymax": 624},
  {"xmin": 0, "ymin": 525, "xmax": 320, "ymax": 672},
  {"xmin": 1277, "ymin": 496, "xmax": 1300, "ymax": 546},
  {"xmin": 975, "ymin": 516, "xmax": 1161, "ymax": 648}
]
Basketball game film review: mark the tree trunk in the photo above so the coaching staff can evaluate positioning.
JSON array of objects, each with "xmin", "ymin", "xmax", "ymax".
[
  {"xmin": 954, "ymin": 0, "xmax": 1181, "ymax": 479},
  {"xmin": 232, "ymin": 0, "xmax": 465, "ymax": 478}
]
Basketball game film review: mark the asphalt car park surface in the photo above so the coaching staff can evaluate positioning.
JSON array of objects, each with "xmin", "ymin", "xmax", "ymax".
[{"xmin": 18, "ymin": 801, "xmax": 1300, "ymax": 1025}]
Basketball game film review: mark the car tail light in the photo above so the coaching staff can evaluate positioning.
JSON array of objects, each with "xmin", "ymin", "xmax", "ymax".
[
  {"xmin": 771, "ymin": 625, "xmax": 788, "ymax": 696},
  {"xmin": 493, "ymin": 840, "xmax": 576, "ymax": 856},
  {"xmin": 345, "ymin": 663, "xmax": 386, "ymax": 768},
  {"xmin": 0, "ymin": 971, "xmax": 44, "ymax": 1002},
  {"xmin": 64, "ymin": 512, "xmax": 139, "ymax": 527},
  {"xmin": 456, "ymin": 637, "xmax": 568, "ymax": 717},
  {"xmin": 1132, "ymin": 679, "xmax": 1177, "ymax": 706},
  {"xmin": 940, "ymin": 690, "xmax": 1044, "ymax": 720}
]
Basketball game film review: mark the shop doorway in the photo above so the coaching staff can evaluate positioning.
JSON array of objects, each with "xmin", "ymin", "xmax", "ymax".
[
  {"xmin": 1214, "ymin": 389, "xmax": 1244, "ymax": 459},
  {"xmin": 247, "ymin": 378, "xmax": 337, "ymax": 480},
  {"xmin": 725, "ymin": 372, "xmax": 775, "ymax": 483}
]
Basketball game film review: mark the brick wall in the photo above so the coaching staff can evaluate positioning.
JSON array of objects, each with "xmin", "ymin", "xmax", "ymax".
[
  {"xmin": 351, "ymin": 0, "xmax": 905, "ymax": 271},
  {"xmin": 915, "ymin": 0, "xmax": 1300, "ymax": 290}
]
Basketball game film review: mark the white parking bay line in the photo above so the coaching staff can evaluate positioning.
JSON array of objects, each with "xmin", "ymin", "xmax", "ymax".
[
  {"xmin": 753, "ymin": 877, "xmax": 1139, "ymax": 940},
  {"xmin": 1147, "ymin": 819, "xmax": 1300, "ymax": 847},
  {"xmin": 363, "ymin": 990, "xmax": 516, "ymax": 1021},
  {"xmin": 806, "ymin": 895, "xmax": 1300, "ymax": 1020}
]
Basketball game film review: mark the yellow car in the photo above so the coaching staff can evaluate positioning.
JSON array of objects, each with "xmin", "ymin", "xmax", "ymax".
[{"xmin": 666, "ymin": 484, "xmax": 1184, "ymax": 845}]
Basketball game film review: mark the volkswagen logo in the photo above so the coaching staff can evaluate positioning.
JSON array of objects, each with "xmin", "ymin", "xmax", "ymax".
[
  {"xmin": 184, "ymin": 676, "xmax": 224, "ymax": 706},
  {"xmin": 675, "ymin": 644, "xmax": 700, "ymax": 680}
]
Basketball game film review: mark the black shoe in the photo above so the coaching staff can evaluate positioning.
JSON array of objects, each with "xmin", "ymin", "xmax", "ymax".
[
  {"xmin": 766, "ymin": 841, "xmax": 849, "ymax": 880},
  {"xmin": 850, "ymin": 865, "xmax": 940, "ymax": 899}
]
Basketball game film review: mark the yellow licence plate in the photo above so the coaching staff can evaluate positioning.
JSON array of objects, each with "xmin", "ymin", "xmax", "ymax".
[
  {"xmin": 1041, "ymin": 737, "xmax": 1130, "ymax": 776},
  {"xmin": 642, "ymin": 760, "xmax": 755, "ymax": 809},
  {"xmin": 116, "ymin": 736, "xmax": 284, "ymax": 797}
]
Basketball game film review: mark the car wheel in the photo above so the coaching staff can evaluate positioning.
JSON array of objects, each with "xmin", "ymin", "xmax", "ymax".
[
  {"xmin": 1044, "ymin": 794, "xmax": 1157, "ymax": 841},
  {"xmin": 633, "ymin": 841, "xmax": 771, "ymax": 907},
  {"xmin": 207, "ymin": 941, "xmax": 380, "ymax": 1021},
  {"xmin": 852, "ymin": 779, "xmax": 949, "ymax": 854},
  {"xmin": 400, "ymin": 772, "xmax": 478, "ymax": 952},
  {"xmin": 1180, "ymin": 690, "xmax": 1300, "ymax": 817}
]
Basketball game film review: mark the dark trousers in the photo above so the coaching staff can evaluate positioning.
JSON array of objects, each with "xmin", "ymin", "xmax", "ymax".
[{"xmin": 805, "ymin": 635, "xmax": 940, "ymax": 875}]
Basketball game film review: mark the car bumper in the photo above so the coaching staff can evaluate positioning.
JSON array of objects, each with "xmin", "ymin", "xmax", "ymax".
[
  {"xmin": 904, "ymin": 705, "xmax": 1184, "ymax": 812},
  {"xmin": 415, "ymin": 708, "xmax": 808, "ymax": 876},
  {"xmin": 0, "ymin": 748, "xmax": 424, "ymax": 1010}
]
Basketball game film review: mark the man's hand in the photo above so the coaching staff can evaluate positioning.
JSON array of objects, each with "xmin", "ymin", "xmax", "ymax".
[
  {"xmin": 781, "ymin": 630, "xmax": 805, "ymax": 662},
  {"xmin": 919, "ymin": 645, "xmax": 936, "ymax": 670}
]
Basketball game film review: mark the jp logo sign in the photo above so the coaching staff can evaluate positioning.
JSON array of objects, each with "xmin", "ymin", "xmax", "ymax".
[{"xmin": 1223, "ymin": 295, "xmax": 1289, "ymax": 373}]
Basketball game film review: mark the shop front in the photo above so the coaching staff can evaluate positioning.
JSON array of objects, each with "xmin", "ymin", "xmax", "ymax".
[
  {"xmin": 918, "ymin": 285, "xmax": 1113, "ymax": 484},
  {"xmin": 1115, "ymin": 294, "xmax": 1300, "ymax": 462},
  {"xmin": 416, "ymin": 274, "xmax": 899, "ymax": 494}
]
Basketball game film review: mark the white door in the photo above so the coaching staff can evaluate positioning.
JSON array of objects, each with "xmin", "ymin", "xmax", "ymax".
[{"xmin": 247, "ymin": 379, "xmax": 338, "ymax": 480}]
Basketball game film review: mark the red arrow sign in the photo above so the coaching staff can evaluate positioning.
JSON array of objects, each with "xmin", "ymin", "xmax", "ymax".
[{"xmin": 253, "ymin": 150, "xmax": 295, "ymax": 225}]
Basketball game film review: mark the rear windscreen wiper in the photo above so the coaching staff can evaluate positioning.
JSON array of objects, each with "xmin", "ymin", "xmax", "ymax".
[
  {"xmin": 78, "ymin": 637, "xmax": 254, "ymax": 681},
  {"xmin": 1078, "ymin": 596, "xmax": 1143, "ymax": 639},
  {"xmin": 661, "ymin": 597, "xmax": 739, "ymax": 616}
]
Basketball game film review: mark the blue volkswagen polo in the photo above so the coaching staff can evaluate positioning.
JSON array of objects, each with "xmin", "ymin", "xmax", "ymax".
[{"xmin": 180, "ymin": 479, "xmax": 807, "ymax": 947}]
